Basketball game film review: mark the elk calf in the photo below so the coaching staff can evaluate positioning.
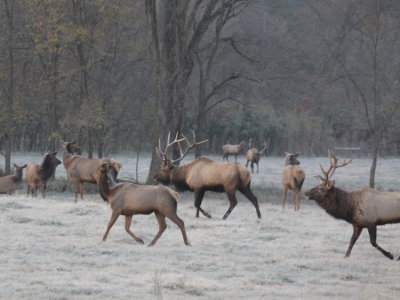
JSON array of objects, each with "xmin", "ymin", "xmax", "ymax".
[
  {"xmin": 0, "ymin": 164, "xmax": 27, "ymax": 195},
  {"xmin": 246, "ymin": 141, "xmax": 267, "ymax": 173},
  {"xmin": 26, "ymin": 152, "xmax": 61, "ymax": 197},
  {"xmin": 306, "ymin": 151, "xmax": 400, "ymax": 260},
  {"xmin": 154, "ymin": 133, "xmax": 261, "ymax": 220},
  {"xmin": 91, "ymin": 163, "xmax": 190, "ymax": 247},
  {"xmin": 222, "ymin": 141, "xmax": 245, "ymax": 162},
  {"xmin": 282, "ymin": 152, "xmax": 305, "ymax": 211}
]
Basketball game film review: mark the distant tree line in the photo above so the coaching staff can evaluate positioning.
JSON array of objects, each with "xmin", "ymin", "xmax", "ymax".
[{"xmin": 1, "ymin": 0, "xmax": 400, "ymax": 187}]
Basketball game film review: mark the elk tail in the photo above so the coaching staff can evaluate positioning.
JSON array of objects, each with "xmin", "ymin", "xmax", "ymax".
[{"xmin": 164, "ymin": 186, "xmax": 180, "ymax": 201}]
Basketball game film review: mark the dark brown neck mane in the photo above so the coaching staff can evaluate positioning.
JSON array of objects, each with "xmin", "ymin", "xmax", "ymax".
[
  {"xmin": 38, "ymin": 156, "xmax": 58, "ymax": 181},
  {"xmin": 315, "ymin": 187, "xmax": 356, "ymax": 223}
]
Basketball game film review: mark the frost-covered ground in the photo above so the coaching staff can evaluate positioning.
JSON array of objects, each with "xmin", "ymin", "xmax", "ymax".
[{"xmin": 1, "ymin": 153, "xmax": 400, "ymax": 299}]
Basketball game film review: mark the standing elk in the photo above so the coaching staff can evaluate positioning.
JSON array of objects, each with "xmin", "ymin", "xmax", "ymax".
[
  {"xmin": 282, "ymin": 152, "xmax": 305, "ymax": 211},
  {"xmin": 153, "ymin": 133, "xmax": 261, "ymax": 220},
  {"xmin": 305, "ymin": 151, "xmax": 400, "ymax": 260},
  {"xmin": 26, "ymin": 152, "xmax": 61, "ymax": 197},
  {"xmin": 91, "ymin": 162, "xmax": 190, "ymax": 247},
  {"xmin": 222, "ymin": 141, "xmax": 246, "ymax": 162},
  {"xmin": 0, "ymin": 163, "xmax": 27, "ymax": 195},
  {"xmin": 246, "ymin": 140, "xmax": 267, "ymax": 173},
  {"xmin": 61, "ymin": 140, "xmax": 122, "ymax": 202}
]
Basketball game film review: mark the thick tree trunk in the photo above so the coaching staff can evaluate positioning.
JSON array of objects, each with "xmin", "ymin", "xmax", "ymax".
[{"xmin": 369, "ymin": 141, "xmax": 379, "ymax": 188}]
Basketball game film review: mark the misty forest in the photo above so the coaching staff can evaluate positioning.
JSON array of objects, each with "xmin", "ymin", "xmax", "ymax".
[{"xmin": 2, "ymin": 1, "xmax": 400, "ymax": 299}]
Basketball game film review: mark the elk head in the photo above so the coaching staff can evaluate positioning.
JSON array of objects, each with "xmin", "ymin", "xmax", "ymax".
[
  {"xmin": 153, "ymin": 132, "xmax": 208, "ymax": 184},
  {"xmin": 284, "ymin": 152, "xmax": 300, "ymax": 166},
  {"xmin": 305, "ymin": 151, "xmax": 352, "ymax": 201},
  {"xmin": 60, "ymin": 140, "xmax": 79, "ymax": 154}
]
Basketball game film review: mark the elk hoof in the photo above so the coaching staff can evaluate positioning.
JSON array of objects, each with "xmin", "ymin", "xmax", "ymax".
[
  {"xmin": 397, "ymin": 256, "xmax": 400, "ymax": 261},
  {"xmin": 137, "ymin": 239, "xmax": 144, "ymax": 245}
]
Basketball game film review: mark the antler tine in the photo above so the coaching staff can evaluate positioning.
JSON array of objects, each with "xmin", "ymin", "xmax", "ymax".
[
  {"xmin": 327, "ymin": 150, "xmax": 353, "ymax": 180},
  {"xmin": 171, "ymin": 131, "xmax": 208, "ymax": 164}
]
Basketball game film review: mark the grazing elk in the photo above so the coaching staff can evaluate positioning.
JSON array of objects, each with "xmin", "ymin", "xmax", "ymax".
[
  {"xmin": 222, "ymin": 141, "xmax": 245, "ymax": 162},
  {"xmin": 0, "ymin": 163, "xmax": 27, "ymax": 195},
  {"xmin": 91, "ymin": 163, "xmax": 190, "ymax": 247},
  {"xmin": 153, "ymin": 133, "xmax": 261, "ymax": 220},
  {"xmin": 61, "ymin": 140, "xmax": 122, "ymax": 202},
  {"xmin": 246, "ymin": 140, "xmax": 267, "ymax": 173},
  {"xmin": 282, "ymin": 152, "xmax": 305, "ymax": 211},
  {"xmin": 26, "ymin": 152, "xmax": 61, "ymax": 197},
  {"xmin": 305, "ymin": 151, "xmax": 400, "ymax": 260}
]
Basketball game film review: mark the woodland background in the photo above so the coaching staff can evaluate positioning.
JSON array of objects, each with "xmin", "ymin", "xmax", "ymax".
[{"xmin": 1, "ymin": 0, "xmax": 400, "ymax": 186}]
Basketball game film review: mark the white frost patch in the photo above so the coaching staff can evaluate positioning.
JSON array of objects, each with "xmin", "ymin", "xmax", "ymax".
[{"xmin": 1, "ymin": 154, "xmax": 400, "ymax": 299}]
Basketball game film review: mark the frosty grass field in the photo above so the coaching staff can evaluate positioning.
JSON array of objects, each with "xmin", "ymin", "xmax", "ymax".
[{"xmin": 1, "ymin": 152, "xmax": 400, "ymax": 299}]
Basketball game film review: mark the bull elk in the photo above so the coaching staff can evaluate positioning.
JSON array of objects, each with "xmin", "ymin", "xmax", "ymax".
[
  {"xmin": 26, "ymin": 152, "xmax": 61, "ymax": 197},
  {"xmin": 153, "ymin": 132, "xmax": 261, "ymax": 220},
  {"xmin": 282, "ymin": 152, "xmax": 305, "ymax": 211},
  {"xmin": 245, "ymin": 140, "xmax": 267, "ymax": 173},
  {"xmin": 222, "ymin": 141, "xmax": 245, "ymax": 162},
  {"xmin": 61, "ymin": 141, "xmax": 122, "ymax": 202},
  {"xmin": 0, "ymin": 163, "xmax": 27, "ymax": 195},
  {"xmin": 305, "ymin": 151, "xmax": 400, "ymax": 260},
  {"xmin": 91, "ymin": 163, "xmax": 190, "ymax": 247}
]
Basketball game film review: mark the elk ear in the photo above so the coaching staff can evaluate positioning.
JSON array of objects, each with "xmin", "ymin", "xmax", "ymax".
[
  {"xmin": 294, "ymin": 152, "xmax": 300, "ymax": 157},
  {"xmin": 71, "ymin": 140, "xmax": 77, "ymax": 144},
  {"xmin": 53, "ymin": 151, "xmax": 57, "ymax": 156},
  {"xmin": 22, "ymin": 164, "xmax": 27, "ymax": 169}
]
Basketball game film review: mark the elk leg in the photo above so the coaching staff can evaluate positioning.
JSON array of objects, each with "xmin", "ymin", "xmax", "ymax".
[
  {"xmin": 368, "ymin": 226, "xmax": 394, "ymax": 260},
  {"xmin": 256, "ymin": 162, "xmax": 259, "ymax": 173},
  {"xmin": 293, "ymin": 191, "xmax": 300, "ymax": 211},
  {"xmin": 223, "ymin": 192, "xmax": 238, "ymax": 220},
  {"xmin": 74, "ymin": 182, "xmax": 79, "ymax": 202},
  {"xmin": 42, "ymin": 184, "xmax": 47, "ymax": 198},
  {"xmin": 282, "ymin": 189, "xmax": 288, "ymax": 209},
  {"xmin": 194, "ymin": 190, "xmax": 211, "ymax": 218},
  {"xmin": 26, "ymin": 186, "xmax": 30, "ymax": 196},
  {"xmin": 102, "ymin": 211, "xmax": 120, "ymax": 241},
  {"xmin": 238, "ymin": 186, "xmax": 261, "ymax": 218},
  {"xmin": 250, "ymin": 162, "xmax": 254, "ymax": 173},
  {"xmin": 125, "ymin": 215, "xmax": 144, "ymax": 244},
  {"xmin": 345, "ymin": 225, "xmax": 363, "ymax": 257},
  {"xmin": 234, "ymin": 154, "xmax": 238, "ymax": 162},
  {"xmin": 148, "ymin": 211, "xmax": 167, "ymax": 247},
  {"xmin": 167, "ymin": 214, "xmax": 191, "ymax": 246},
  {"xmin": 79, "ymin": 182, "xmax": 84, "ymax": 200}
]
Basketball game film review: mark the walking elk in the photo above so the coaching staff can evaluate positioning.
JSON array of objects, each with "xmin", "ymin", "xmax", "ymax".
[
  {"xmin": 61, "ymin": 140, "xmax": 122, "ymax": 202},
  {"xmin": 305, "ymin": 151, "xmax": 400, "ymax": 260},
  {"xmin": 246, "ymin": 140, "xmax": 267, "ymax": 173},
  {"xmin": 222, "ymin": 141, "xmax": 245, "ymax": 162},
  {"xmin": 153, "ymin": 133, "xmax": 261, "ymax": 220},
  {"xmin": 91, "ymin": 162, "xmax": 190, "ymax": 247},
  {"xmin": 282, "ymin": 152, "xmax": 305, "ymax": 210}
]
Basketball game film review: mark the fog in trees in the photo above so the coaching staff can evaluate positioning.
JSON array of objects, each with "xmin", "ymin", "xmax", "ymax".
[{"xmin": 1, "ymin": 0, "xmax": 400, "ymax": 187}]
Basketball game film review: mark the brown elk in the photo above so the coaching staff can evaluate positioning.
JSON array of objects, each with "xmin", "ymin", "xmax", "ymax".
[
  {"xmin": 61, "ymin": 140, "xmax": 122, "ymax": 202},
  {"xmin": 91, "ymin": 162, "xmax": 190, "ymax": 247},
  {"xmin": 282, "ymin": 152, "xmax": 305, "ymax": 211},
  {"xmin": 246, "ymin": 140, "xmax": 267, "ymax": 173},
  {"xmin": 305, "ymin": 151, "xmax": 400, "ymax": 260},
  {"xmin": 153, "ymin": 133, "xmax": 261, "ymax": 220},
  {"xmin": 26, "ymin": 152, "xmax": 61, "ymax": 197},
  {"xmin": 0, "ymin": 163, "xmax": 27, "ymax": 194},
  {"xmin": 222, "ymin": 141, "xmax": 246, "ymax": 162}
]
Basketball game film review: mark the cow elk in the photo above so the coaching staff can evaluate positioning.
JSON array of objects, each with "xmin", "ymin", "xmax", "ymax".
[
  {"xmin": 26, "ymin": 152, "xmax": 61, "ymax": 197},
  {"xmin": 305, "ymin": 151, "xmax": 400, "ymax": 260},
  {"xmin": 61, "ymin": 140, "xmax": 122, "ymax": 202},
  {"xmin": 153, "ymin": 132, "xmax": 261, "ymax": 220},
  {"xmin": 246, "ymin": 140, "xmax": 267, "ymax": 173},
  {"xmin": 222, "ymin": 141, "xmax": 245, "ymax": 162},
  {"xmin": 282, "ymin": 152, "xmax": 305, "ymax": 211},
  {"xmin": 91, "ymin": 163, "xmax": 190, "ymax": 247},
  {"xmin": 0, "ymin": 163, "xmax": 27, "ymax": 195}
]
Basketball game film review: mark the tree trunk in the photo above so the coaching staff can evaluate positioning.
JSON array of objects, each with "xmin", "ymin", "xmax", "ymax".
[{"xmin": 369, "ymin": 140, "xmax": 379, "ymax": 188}]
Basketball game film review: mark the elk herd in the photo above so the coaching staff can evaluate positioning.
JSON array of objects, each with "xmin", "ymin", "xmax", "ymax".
[{"xmin": 1, "ymin": 135, "xmax": 400, "ymax": 260}]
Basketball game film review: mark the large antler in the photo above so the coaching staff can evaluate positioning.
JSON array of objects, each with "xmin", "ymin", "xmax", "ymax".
[
  {"xmin": 317, "ymin": 150, "xmax": 352, "ymax": 185},
  {"xmin": 156, "ymin": 131, "xmax": 208, "ymax": 164},
  {"xmin": 171, "ymin": 131, "xmax": 208, "ymax": 164},
  {"xmin": 155, "ymin": 132, "xmax": 186, "ymax": 163}
]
